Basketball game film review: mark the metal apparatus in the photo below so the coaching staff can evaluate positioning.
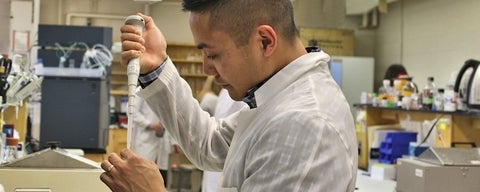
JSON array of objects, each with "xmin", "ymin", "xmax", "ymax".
[{"xmin": 0, "ymin": 146, "xmax": 109, "ymax": 192}]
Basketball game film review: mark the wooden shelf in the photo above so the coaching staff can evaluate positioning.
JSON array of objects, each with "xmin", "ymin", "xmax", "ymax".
[
  {"xmin": 111, "ymin": 71, "xmax": 127, "ymax": 75},
  {"xmin": 110, "ymin": 80, "xmax": 127, "ymax": 85},
  {"xmin": 110, "ymin": 90, "xmax": 128, "ymax": 96},
  {"xmin": 109, "ymin": 44, "xmax": 219, "ymax": 100}
]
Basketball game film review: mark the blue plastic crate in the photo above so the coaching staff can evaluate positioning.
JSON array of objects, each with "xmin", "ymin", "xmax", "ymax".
[
  {"xmin": 380, "ymin": 143, "xmax": 410, "ymax": 156},
  {"xmin": 378, "ymin": 132, "xmax": 418, "ymax": 164},
  {"xmin": 383, "ymin": 132, "xmax": 417, "ymax": 145}
]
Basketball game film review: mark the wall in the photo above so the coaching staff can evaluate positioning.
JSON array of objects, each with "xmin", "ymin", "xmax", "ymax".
[
  {"xmin": 375, "ymin": 0, "xmax": 480, "ymax": 90},
  {"xmin": 0, "ymin": 0, "xmax": 10, "ymax": 54},
  {"xmin": 38, "ymin": 0, "xmax": 209, "ymax": 43},
  {"xmin": 37, "ymin": 0, "xmax": 373, "ymax": 53},
  {"xmin": 293, "ymin": 0, "xmax": 375, "ymax": 57},
  {"xmin": 11, "ymin": 0, "xmax": 478, "ymax": 100}
]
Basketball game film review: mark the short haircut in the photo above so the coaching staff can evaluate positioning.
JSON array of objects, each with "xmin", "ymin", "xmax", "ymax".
[{"xmin": 182, "ymin": 0, "xmax": 299, "ymax": 47}]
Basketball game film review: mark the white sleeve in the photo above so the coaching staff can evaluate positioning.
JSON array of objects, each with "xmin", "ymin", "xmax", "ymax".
[{"xmin": 138, "ymin": 58, "xmax": 235, "ymax": 171}]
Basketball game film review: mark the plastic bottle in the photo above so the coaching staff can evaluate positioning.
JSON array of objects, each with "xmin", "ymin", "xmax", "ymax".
[
  {"xmin": 378, "ymin": 79, "xmax": 391, "ymax": 96},
  {"xmin": 4, "ymin": 138, "xmax": 18, "ymax": 163},
  {"xmin": 422, "ymin": 77, "xmax": 436, "ymax": 110},
  {"xmin": 444, "ymin": 85, "xmax": 457, "ymax": 112},
  {"xmin": 393, "ymin": 79, "xmax": 402, "ymax": 108},
  {"xmin": 433, "ymin": 88, "xmax": 445, "ymax": 111},
  {"xmin": 401, "ymin": 77, "xmax": 417, "ymax": 97},
  {"xmin": 378, "ymin": 79, "xmax": 392, "ymax": 107}
]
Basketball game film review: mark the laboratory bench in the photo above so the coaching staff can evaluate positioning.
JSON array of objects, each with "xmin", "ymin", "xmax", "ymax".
[{"xmin": 355, "ymin": 104, "xmax": 480, "ymax": 170}]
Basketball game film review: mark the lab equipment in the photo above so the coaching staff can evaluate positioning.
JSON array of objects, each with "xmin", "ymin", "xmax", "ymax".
[
  {"xmin": 39, "ymin": 67, "xmax": 109, "ymax": 151},
  {"xmin": 37, "ymin": 25, "xmax": 112, "ymax": 68},
  {"xmin": 0, "ymin": 146, "xmax": 109, "ymax": 192},
  {"xmin": 0, "ymin": 57, "xmax": 12, "ymax": 104},
  {"xmin": 124, "ymin": 15, "xmax": 145, "ymax": 149},
  {"xmin": 396, "ymin": 148, "xmax": 480, "ymax": 192}
]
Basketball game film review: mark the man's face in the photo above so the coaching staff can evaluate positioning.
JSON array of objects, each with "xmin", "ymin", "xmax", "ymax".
[{"xmin": 189, "ymin": 12, "xmax": 263, "ymax": 101}]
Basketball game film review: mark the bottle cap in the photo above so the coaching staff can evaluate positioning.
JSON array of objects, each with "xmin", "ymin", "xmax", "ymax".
[
  {"xmin": 6, "ymin": 138, "xmax": 19, "ymax": 146},
  {"xmin": 383, "ymin": 79, "xmax": 390, "ymax": 86}
]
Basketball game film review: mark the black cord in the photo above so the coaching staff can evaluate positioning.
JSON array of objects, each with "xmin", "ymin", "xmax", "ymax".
[{"xmin": 419, "ymin": 115, "xmax": 442, "ymax": 146}]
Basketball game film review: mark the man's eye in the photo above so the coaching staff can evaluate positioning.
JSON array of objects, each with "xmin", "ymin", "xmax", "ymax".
[{"xmin": 207, "ymin": 55, "xmax": 217, "ymax": 60}]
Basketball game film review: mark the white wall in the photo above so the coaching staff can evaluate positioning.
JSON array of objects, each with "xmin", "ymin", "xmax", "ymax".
[
  {"xmin": 13, "ymin": 0, "xmax": 480, "ymax": 94},
  {"xmin": 37, "ymin": 0, "xmax": 372, "ymax": 49},
  {"xmin": 293, "ymin": 0, "xmax": 375, "ymax": 57},
  {"xmin": 375, "ymin": 0, "xmax": 480, "ymax": 90},
  {"xmin": 0, "ymin": 0, "xmax": 11, "ymax": 54}
]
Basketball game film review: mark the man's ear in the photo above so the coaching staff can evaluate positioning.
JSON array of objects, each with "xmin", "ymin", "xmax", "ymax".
[{"xmin": 257, "ymin": 25, "xmax": 277, "ymax": 57}]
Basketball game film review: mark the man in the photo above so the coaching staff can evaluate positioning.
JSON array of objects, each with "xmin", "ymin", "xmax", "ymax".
[
  {"xmin": 127, "ymin": 87, "xmax": 172, "ymax": 187},
  {"xmin": 100, "ymin": 0, "xmax": 358, "ymax": 191}
]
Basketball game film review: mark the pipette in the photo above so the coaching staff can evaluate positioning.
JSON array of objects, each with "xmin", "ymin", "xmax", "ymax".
[{"xmin": 124, "ymin": 15, "xmax": 145, "ymax": 149}]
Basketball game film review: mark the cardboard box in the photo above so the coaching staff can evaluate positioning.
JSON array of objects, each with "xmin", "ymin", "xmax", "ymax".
[{"xmin": 299, "ymin": 28, "xmax": 354, "ymax": 56}]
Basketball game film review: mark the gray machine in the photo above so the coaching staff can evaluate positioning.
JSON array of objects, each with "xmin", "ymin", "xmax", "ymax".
[
  {"xmin": 396, "ymin": 147, "xmax": 480, "ymax": 192},
  {"xmin": 0, "ymin": 147, "xmax": 109, "ymax": 191},
  {"xmin": 39, "ymin": 68, "xmax": 109, "ymax": 151}
]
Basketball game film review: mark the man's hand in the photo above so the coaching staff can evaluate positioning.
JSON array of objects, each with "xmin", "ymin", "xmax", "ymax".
[
  {"xmin": 120, "ymin": 13, "xmax": 168, "ymax": 74},
  {"xmin": 100, "ymin": 149, "xmax": 167, "ymax": 192}
]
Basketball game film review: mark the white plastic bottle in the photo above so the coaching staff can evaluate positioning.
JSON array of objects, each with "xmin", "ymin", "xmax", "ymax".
[
  {"xmin": 378, "ymin": 79, "xmax": 392, "ymax": 107},
  {"xmin": 444, "ymin": 85, "xmax": 456, "ymax": 112}
]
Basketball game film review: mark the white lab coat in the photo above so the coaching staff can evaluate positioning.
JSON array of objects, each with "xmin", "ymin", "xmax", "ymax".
[
  {"xmin": 202, "ymin": 89, "xmax": 247, "ymax": 192},
  {"xmin": 199, "ymin": 92, "xmax": 219, "ymax": 116},
  {"xmin": 138, "ymin": 51, "xmax": 358, "ymax": 192},
  {"xmin": 129, "ymin": 88, "xmax": 172, "ymax": 170}
]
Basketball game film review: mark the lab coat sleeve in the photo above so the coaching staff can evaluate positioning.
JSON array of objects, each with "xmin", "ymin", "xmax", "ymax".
[
  {"xmin": 138, "ymin": 58, "xmax": 234, "ymax": 170},
  {"xmin": 128, "ymin": 89, "xmax": 152, "ymax": 130}
]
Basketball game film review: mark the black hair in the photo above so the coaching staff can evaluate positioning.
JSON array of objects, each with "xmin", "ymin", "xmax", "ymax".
[
  {"xmin": 384, "ymin": 64, "xmax": 408, "ymax": 86},
  {"xmin": 182, "ymin": 0, "xmax": 299, "ymax": 47}
]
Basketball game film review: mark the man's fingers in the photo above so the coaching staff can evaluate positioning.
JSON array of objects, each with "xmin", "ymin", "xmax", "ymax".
[{"xmin": 120, "ymin": 148, "xmax": 134, "ymax": 160}]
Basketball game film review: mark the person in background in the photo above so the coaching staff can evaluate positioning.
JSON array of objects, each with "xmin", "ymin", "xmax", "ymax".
[
  {"xmin": 126, "ymin": 87, "xmax": 173, "ymax": 188},
  {"xmin": 198, "ymin": 76, "xmax": 218, "ymax": 116},
  {"xmin": 100, "ymin": 0, "xmax": 358, "ymax": 191},
  {"xmin": 202, "ymin": 88, "xmax": 247, "ymax": 192},
  {"xmin": 384, "ymin": 64, "xmax": 408, "ymax": 86}
]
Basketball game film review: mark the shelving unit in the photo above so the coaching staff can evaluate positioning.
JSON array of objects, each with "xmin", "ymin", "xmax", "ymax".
[
  {"xmin": 166, "ymin": 43, "xmax": 221, "ymax": 97},
  {"xmin": 109, "ymin": 42, "xmax": 220, "ymax": 111}
]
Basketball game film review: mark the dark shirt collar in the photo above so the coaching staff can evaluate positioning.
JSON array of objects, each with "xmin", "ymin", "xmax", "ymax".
[{"xmin": 242, "ymin": 76, "xmax": 272, "ymax": 109}]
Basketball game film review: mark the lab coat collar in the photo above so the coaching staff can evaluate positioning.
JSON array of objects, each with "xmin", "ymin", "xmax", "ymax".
[{"xmin": 253, "ymin": 51, "xmax": 331, "ymax": 109}]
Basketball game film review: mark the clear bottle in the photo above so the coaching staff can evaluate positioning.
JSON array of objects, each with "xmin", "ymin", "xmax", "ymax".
[
  {"xmin": 378, "ymin": 79, "xmax": 392, "ymax": 107},
  {"xmin": 422, "ymin": 77, "xmax": 436, "ymax": 110},
  {"xmin": 433, "ymin": 88, "xmax": 445, "ymax": 111},
  {"xmin": 401, "ymin": 77, "xmax": 417, "ymax": 98},
  {"xmin": 3, "ymin": 138, "xmax": 18, "ymax": 163},
  {"xmin": 378, "ymin": 79, "xmax": 391, "ymax": 95},
  {"xmin": 393, "ymin": 79, "xmax": 402, "ymax": 108},
  {"xmin": 444, "ymin": 84, "xmax": 457, "ymax": 112}
]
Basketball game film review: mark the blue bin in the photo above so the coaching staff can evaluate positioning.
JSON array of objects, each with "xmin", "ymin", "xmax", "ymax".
[{"xmin": 378, "ymin": 132, "xmax": 417, "ymax": 164}]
